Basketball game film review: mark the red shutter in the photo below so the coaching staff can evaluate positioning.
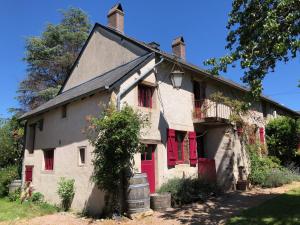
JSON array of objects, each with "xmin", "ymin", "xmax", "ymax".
[
  {"xmin": 259, "ymin": 127, "xmax": 265, "ymax": 144},
  {"xmin": 167, "ymin": 129, "xmax": 176, "ymax": 167},
  {"xmin": 188, "ymin": 131, "xmax": 197, "ymax": 166},
  {"xmin": 25, "ymin": 166, "xmax": 33, "ymax": 182}
]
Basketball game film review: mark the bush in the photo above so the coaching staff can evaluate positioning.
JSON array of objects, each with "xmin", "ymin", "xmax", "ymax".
[
  {"xmin": 157, "ymin": 177, "xmax": 220, "ymax": 207},
  {"xmin": 247, "ymin": 144, "xmax": 300, "ymax": 187},
  {"xmin": 57, "ymin": 177, "xmax": 75, "ymax": 211},
  {"xmin": 8, "ymin": 188, "xmax": 21, "ymax": 201},
  {"xmin": 30, "ymin": 192, "xmax": 45, "ymax": 204},
  {"xmin": 266, "ymin": 116, "xmax": 300, "ymax": 164},
  {"xmin": 0, "ymin": 165, "xmax": 18, "ymax": 197}
]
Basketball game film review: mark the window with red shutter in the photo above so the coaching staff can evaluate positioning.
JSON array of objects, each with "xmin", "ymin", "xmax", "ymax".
[
  {"xmin": 259, "ymin": 127, "xmax": 265, "ymax": 144},
  {"xmin": 167, "ymin": 129, "xmax": 176, "ymax": 167},
  {"xmin": 138, "ymin": 85, "xmax": 153, "ymax": 108},
  {"xmin": 188, "ymin": 131, "xmax": 197, "ymax": 166},
  {"xmin": 44, "ymin": 149, "xmax": 54, "ymax": 170},
  {"xmin": 25, "ymin": 165, "xmax": 33, "ymax": 182},
  {"xmin": 175, "ymin": 131, "xmax": 185, "ymax": 163}
]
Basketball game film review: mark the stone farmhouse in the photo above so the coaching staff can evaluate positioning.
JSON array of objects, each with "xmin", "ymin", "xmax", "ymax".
[{"xmin": 20, "ymin": 3, "xmax": 300, "ymax": 214}]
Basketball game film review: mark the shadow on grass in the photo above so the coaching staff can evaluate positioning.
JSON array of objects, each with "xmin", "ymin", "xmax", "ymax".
[
  {"xmin": 158, "ymin": 191, "xmax": 281, "ymax": 225},
  {"xmin": 227, "ymin": 189, "xmax": 300, "ymax": 225}
]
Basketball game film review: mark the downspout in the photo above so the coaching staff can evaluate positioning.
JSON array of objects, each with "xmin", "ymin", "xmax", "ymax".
[{"xmin": 116, "ymin": 57, "xmax": 164, "ymax": 110}]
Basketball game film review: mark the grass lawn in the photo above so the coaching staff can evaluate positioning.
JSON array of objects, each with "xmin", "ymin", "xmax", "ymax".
[
  {"xmin": 227, "ymin": 187, "xmax": 300, "ymax": 225},
  {"xmin": 0, "ymin": 198, "xmax": 58, "ymax": 222}
]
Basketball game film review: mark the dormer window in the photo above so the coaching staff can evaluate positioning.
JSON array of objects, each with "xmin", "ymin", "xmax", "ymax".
[{"xmin": 138, "ymin": 85, "xmax": 154, "ymax": 108}]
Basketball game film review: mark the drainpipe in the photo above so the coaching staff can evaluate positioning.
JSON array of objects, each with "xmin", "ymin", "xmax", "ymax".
[{"xmin": 116, "ymin": 57, "xmax": 164, "ymax": 110}]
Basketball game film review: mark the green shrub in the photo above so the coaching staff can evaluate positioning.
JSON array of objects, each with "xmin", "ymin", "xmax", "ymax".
[
  {"xmin": 157, "ymin": 177, "xmax": 220, "ymax": 207},
  {"xmin": 0, "ymin": 165, "xmax": 18, "ymax": 197},
  {"xmin": 266, "ymin": 116, "xmax": 300, "ymax": 164},
  {"xmin": 57, "ymin": 177, "xmax": 75, "ymax": 211},
  {"xmin": 30, "ymin": 192, "xmax": 45, "ymax": 204},
  {"xmin": 8, "ymin": 188, "xmax": 21, "ymax": 202},
  {"xmin": 247, "ymin": 144, "xmax": 300, "ymax": 187}
]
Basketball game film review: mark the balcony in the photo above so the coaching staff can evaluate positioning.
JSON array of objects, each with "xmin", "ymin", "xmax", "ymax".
[{"xmin": 193, "ymin": 99, "xmax": 231, "ymax": 125}]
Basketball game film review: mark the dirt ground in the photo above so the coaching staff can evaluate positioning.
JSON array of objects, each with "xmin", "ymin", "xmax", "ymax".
[{"xmin": 3, "ymin": 181, "xmax": 300, "ymax": 225}]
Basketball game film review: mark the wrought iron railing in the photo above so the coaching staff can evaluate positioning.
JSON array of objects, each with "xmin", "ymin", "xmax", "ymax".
[{"xmin": 193, "ymin": 99, "xmax": 231, "ymax": 121}]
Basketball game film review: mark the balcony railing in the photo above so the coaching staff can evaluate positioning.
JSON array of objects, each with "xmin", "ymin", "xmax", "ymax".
[{"xmin": 193, "ymin": 99, "xmax": 231, "ymax": 123}]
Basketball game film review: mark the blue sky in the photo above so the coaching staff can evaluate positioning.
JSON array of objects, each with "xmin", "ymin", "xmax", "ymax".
[{"xmin": 0, "ymin": 0, "xmax": 299, "ymax": 118}]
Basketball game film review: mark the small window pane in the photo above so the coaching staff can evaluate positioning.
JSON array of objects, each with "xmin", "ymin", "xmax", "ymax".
[
  {"xmin": 176, "ymin": 132, "xmax": 184, "ymax": 161},
  {"xmin": 145, "ymin": 148, "xmax": 152, "ymax": 160},
  {"xmin": 62, "ymin": 105, "xmax": 67, "ymax": 118},
  {"xmin": 79, "ymin": 148, "xmax": 85, "ymax": 165}
]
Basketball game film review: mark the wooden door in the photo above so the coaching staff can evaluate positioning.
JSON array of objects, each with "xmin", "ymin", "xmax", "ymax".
[{"xmin": 141, "ymin": 145, "xmax": 156, "ymax": 193}]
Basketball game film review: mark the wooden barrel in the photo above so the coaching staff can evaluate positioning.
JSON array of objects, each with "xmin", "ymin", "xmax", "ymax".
[
  {"xmin": 150, "ymin": 193, "xmax": 171, "ymax": 211},
  {"xmin": 8, "ymin": 179, "xmax": 22, "ymax": 193},
  {"xmin": 127, "ymin": 173, "xmax": 150, "ymax": 214}
]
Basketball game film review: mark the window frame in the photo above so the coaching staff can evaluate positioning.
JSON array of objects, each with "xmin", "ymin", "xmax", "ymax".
[
  {"xmin": 78, "ymin": 146, "xmax": 87, "ymax": 166},
  {"xmin": 138, "ymin": 84, "xmax": 154, "ymax": 108},
  {"xmin": 28, "ymin": 123, "xmax": 36, "ymax": 154},
  {"xmin": 175, "ymin": 131, "xmax": 185, "ymax": 164},
  {"xmin": 43, "ymin": 148, "xmax": 55, "ymax": 171},
  {"xmin": 62, "ymin": 105, "xmax": 67, "ymax": 118}
]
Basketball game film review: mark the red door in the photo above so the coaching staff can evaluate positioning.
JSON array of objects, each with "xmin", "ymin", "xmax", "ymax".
[
  {"xmin": 141, "ymin": 145, "xmax": 156, "ymax": 193},
  {"xmin": 25, "ymin": 165, "xmax": 33, "ymax": 182}
]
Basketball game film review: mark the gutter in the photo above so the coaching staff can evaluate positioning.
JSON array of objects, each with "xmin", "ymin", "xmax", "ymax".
[{"xmin": 116, "ymin": 57, "xmax": 164, "ymax": 110}]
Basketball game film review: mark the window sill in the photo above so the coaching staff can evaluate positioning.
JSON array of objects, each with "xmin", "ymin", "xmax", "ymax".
[{"xmin": 41, "ymin": 170, "xmax": 55, "ymax": 174}]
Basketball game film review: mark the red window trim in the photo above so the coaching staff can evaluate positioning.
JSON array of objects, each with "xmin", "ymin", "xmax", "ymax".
[
  {"xmin": 138, "ymin": 85, "xmax": 153, "ymax": 108},
  {"xmin": 44, "ymin": 149, "xmax": 54, "ymax": 171}
]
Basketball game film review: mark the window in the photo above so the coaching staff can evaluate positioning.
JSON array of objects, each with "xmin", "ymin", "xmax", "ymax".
[
  {"xmin": 262, "ymin": 102, "xmax": 267, "ymax": 118},
  {"xmin": 175, "ymin": 131, "xmax": 185, "ymax": 163},
  {"xmin": 38, "ymin": 119, "xmax": 44, "ymax": 131},
  {"xmin": 28, "ymin": 124, "xmax": 36, "ymax": 153},
  {"xmin": 141, "ymin": 145, "xmax": 155, "ymax": 161},
  {"xmin": 44, "ymin": 149, "xmax": 54, "ymax": 170},
  {"xmin": 79, "ymin": 147, "xmax": 86, "ymax": 165},
  {"xmin": 62, "ymin": 105, "xmax": 67, "ymax": 118},
  {"xmin": 138, "ymin": 85, "xmax": 153, "ymax": 108},
  {"xmin": 25, "ymin": 165, "xmax": 34, "ymax": 182}
]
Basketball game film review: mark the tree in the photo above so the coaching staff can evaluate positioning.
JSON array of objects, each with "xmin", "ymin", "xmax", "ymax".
[
  {"xmin": 205, "ymin": 0, "xmax": 300, "ymax": 97},
  {"xmin": 17, "ymin": 8, "xmax": 91, "ymax": 111},
  {"xmin": 0, "ymin": 117, "xmax": 24, "ymax": 169},
  {"xmin": 266, "ymin": 116, "xmax": 300, "ymax": 164},
  {"xmin": 87, "ymin": 104, "xmax": 148, "ymax": 215}
]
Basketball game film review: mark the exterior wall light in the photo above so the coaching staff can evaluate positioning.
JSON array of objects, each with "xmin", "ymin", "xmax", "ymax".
[{"xmin": 170, "ymin": 63, "xmax": 184, "ymax": 89}]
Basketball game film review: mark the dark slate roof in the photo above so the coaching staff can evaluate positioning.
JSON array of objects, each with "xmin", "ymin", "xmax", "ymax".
[
  {"xmin": 20, "ymin": 23, "xmax": 299, "ymax": 120},
  {"xmin": 20, "ymin": 53, "xmax": 154, "ymax": 119}
]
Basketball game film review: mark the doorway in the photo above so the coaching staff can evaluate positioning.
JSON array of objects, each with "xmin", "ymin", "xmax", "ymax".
[{"xmin": 141, "ymin": 145, "xmax": 156, "ymax": 193}]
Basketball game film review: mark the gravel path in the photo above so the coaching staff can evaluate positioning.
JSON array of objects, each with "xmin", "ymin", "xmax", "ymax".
[{"xmin": 2, "ymin": 182, "xmax": 300, "ymax": 225}]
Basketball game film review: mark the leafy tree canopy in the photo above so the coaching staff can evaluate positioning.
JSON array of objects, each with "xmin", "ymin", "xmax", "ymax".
[
  {"xmin": 17, "ymin": 8, "xmax": 91, "ymax": 112},
  {"xmin": 205, "ymin": 0, "xmax": 300, "ymax": 98},
  {"xmin": 0, "ymin": 117, "xmax": 24, "ymax": 168}
]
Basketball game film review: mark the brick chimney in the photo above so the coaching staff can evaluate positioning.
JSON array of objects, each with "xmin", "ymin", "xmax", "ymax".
[
  {"xmin": 172, "ymin": 36, "xmax": 185, "ymax": 60},
  {"xmin": 107, "ymin": 3, "xmax": 124, "ymax": 33}
]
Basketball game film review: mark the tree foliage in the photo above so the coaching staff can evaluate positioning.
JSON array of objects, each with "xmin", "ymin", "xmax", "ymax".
[
  {"xmin": 205, "ymin": 0, "xmax": 300, "ymax": 97},
  {"xmin": 17, "ymin": 8, "xmax": 91, "ymax": 111},
  {"xmin": 0, "ymin": 117, "xmax": 24, "ymax": 169},
  {"xmin": 87, "ymin": 104, "xmax": 148, "ymax": 215},
  {"xmin": 266, "ymin": 116, "xmax": 300, "ymax": 164}
]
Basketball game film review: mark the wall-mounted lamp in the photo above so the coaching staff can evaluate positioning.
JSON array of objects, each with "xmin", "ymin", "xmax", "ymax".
[{"xmin": 170, "ymin": 63, "xmax": 184, "ymax": 89}]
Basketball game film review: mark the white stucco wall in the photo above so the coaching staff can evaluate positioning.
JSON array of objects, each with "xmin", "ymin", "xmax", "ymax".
[
  {"xmin": 23, "ymin": 92, "xmax": 111, "ymax": 215},
  {"xmin": 62, "ymin": 27, "xmax": 146, "ymax": 92}
]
